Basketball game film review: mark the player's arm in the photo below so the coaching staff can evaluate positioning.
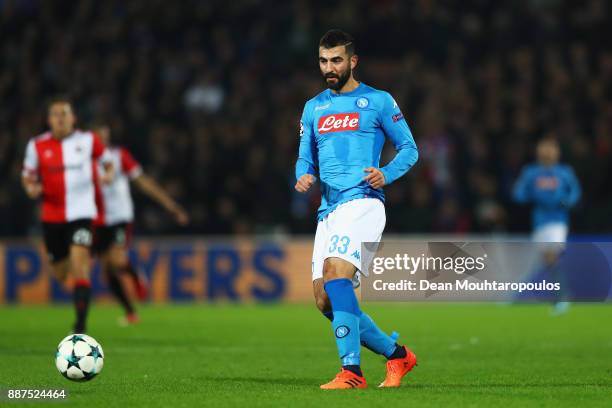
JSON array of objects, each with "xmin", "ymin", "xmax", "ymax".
[
  {"xmin": 21, "ymin": 140, "xmax": 42, "ymax": 199},
  {"xmin": 512, "ymin": 166, "xmax": 533, "ymax": 204},
  {"xmin": 367, "ymin": 93, "xmax": 418, "ymax": 189},
  {"xmin": 561, "ymin": 166, "xmax": 581, "ymax": 208},
  {"xmin": 92, "ymin": 132, "xmax": 115, "ymax": 184},
  {"xmin": 295, "ymin": 102, "xmax": 318, "ymax": 193},
  {"xmin": 118, "ymin": 147, "xmax": 188, "ymax": 225},
  {"xmin": 132, "ymin": 175, "xmax": 189, "ymax": 225}
]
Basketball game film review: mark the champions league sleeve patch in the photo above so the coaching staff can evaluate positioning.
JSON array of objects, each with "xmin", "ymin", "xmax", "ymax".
[{"xmin": 391, "ymin": 113, "xmax": 404, "ymax": 123}]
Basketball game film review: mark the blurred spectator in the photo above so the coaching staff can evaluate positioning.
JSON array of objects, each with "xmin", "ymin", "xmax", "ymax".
[{"xmin": 0, "ymin": 0, "xmax": 610, "ymax": 236}]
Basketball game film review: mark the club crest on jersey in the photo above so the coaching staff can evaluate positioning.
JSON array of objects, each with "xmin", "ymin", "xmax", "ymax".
[
  {"xmin": 356, "ymin": 97, "xmax": 369, "ymax": 108},
  {"xmin": 317, "ymin": 113, "xmax": 360, "ymax": 134}
]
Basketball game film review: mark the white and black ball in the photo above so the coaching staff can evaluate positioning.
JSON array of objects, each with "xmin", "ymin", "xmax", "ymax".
[{"xmin": 55, "ymin": 334, "xmax": 104, "ymax": 381}]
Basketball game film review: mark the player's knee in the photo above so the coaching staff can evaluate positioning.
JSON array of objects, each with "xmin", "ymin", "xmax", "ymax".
[
  {"xmin": 101, "ymin": 258, "xmax": 117, "ymax": 278},
  {"xmin": 69, "ymin": 246, "xmax": 91, "ymax": 279},
  {"xmin": 51, "ymin": 267, "xmax": 67, "ymax": 283},
  {"xmin": 543, "ymin": 251, "xmax": 559, "ymax": 266},
  {"xmin": 109, "ymin": 252, "xmax": 126, "ymax": 270},
  {"xmin": 51, "ymin": 261, "xmax": 70, "ymax": 283},
  {"xmin": 323, "ymin": 259, "xmax": 354, "ymax": 282},
  {"xmin": 323, "ymin": 262, "xmax": 338, "ymax": 281}
]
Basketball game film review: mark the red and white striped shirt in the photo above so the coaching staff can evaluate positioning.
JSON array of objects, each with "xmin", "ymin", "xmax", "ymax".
[
  {"xmin": 97, "ymin": 146, "xmax": 142, "ymax": 226},
  {"xmin": 23, "ymin": 130, "xmax": 108, "ymax": 223}
]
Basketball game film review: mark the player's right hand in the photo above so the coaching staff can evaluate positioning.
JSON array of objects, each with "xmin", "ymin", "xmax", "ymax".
[
  {"xmin": 173, "ymin": 207, "xmax": 190, "ymax": 226},
  {"xmin": 23, "ymin": 175, "xmax": 42, "ymax": 199},
  {"xmin": 295, "ymin": 174, "xmax": 316, "ymax": 193}
]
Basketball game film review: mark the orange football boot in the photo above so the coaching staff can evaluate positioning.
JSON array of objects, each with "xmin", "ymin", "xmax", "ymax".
[
  {"xmin": 378, "ymin": 346, "xmax": 417, "ymax": 388},
  {"xmin": 320, "ymin": 368, "xmax": 367, "ymax": 389}
]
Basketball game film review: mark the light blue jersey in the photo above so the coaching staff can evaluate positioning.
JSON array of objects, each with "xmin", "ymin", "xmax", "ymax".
[
  {"xmin": 295, "ymin": 83, "xmax": 418, "ymax": 221},
  {"xmin": 513, "ymin": 163, "xmax": 581, "ymax": 229}
]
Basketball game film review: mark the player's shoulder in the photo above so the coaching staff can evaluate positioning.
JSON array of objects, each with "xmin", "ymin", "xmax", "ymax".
[
  {"xmin": 304, "ymin": 90, "xmax": 330, "ymax": 110},
  {"xmin": 71, "ymin": 129, "xmax": 97, "ymax": 140},
  {"xmin": 117, "ymin": 145, "xmax": 135, "ymax": 158},
  {"xmin": 557, "ymin": 163, "xmax": 576, "ymax": 175},
  {"xmin": 105, "ymin": 144, "xmax": 122, "ymax": 156},
  {"xmin": 358, "ymin": 84, "xmax": 397, "ymax": 109},
  {"xmin": 30, "ymin": 131, "xmax": 52, "ymax": 144}
]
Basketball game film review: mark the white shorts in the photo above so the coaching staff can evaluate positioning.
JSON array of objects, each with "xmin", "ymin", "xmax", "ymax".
[
  {"xmin": 533, "ymin": 222, "xmax": 568, "ymax": 252},
  {"xmin": 311, "ymin": 198, "xmax": 386, "ymax": 281}
]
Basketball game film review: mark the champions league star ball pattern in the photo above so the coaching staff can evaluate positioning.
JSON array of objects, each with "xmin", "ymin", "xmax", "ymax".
[{"xmin": 55, "ymin": 334, "xmax": 104, "ymax": 381}]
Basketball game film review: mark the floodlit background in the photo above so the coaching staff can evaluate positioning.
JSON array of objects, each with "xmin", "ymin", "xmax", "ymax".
[
  {"xmin": 0, "ymin": 0, "xmax": 611, "ymax": 237},
  {"xmin": 0, "ymin": 2, "xmax": 611, "ymax": 406}
]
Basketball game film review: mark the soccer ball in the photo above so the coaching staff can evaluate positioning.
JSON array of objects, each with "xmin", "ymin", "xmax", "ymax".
[{"xmin": 55, "ymin": 334, "xmax": 104, "ymax": 381}]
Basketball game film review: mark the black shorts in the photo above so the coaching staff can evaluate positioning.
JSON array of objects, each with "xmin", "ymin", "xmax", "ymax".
[
  {"xmin": 93, "ymin": 222, "xmax": 131, "ymax": 254},
  {"xmin": 42, "ymin": 219, "xmax": 93, "ymax": 264}
]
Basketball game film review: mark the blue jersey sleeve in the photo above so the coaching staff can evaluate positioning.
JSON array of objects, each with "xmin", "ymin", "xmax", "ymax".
[
  {"xmin": 561, "ymin": 166, "xmax": 581, "ymax": 208},
  {"xmin": 295, "ymin": 102, "xmax": 318, "ymax": 180},
  {"xmin": 378, "ymin": 92, "xmax": 418, "ymax": 185},
  {"xmin": 512, "ymin": 166, "xmax": 534, "ymax": 204}
]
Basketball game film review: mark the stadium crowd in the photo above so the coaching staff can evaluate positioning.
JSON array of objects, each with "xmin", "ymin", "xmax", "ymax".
[{"xmin": 0, "ymin": 0, "xmax": 610, "ymax": 236}]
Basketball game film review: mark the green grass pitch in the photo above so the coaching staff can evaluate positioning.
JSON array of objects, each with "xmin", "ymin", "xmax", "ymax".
[{"xmin": 0, "ymin": 303, "xmax": 611, "ymax": 407}]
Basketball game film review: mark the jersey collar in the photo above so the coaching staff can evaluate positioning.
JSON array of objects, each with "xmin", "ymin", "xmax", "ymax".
[{"xmin": 328, "ymin": 82, "xmax": 364, "ymax": 98}]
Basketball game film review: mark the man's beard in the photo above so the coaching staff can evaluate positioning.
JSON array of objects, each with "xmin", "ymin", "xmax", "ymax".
[{"xmin": 324, "ymin": 68, "xmax": 351, "ymax": 91}]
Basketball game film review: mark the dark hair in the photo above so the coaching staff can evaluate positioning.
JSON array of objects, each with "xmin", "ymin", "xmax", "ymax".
[
  {"xmin": 47, "ymin": 95, "xmax": 74, "ymax": 111},
  {"xmin": 319, "ymin": 29, "xmax": 355, "ymax": 56}
]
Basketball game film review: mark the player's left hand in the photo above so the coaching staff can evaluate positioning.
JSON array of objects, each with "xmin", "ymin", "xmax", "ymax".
[{"xmin": 363, "ymin": 167, "xmax": 385, "ymax": 189}]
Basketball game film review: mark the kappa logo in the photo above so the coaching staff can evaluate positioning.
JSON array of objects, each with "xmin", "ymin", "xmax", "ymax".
[
  {"xmin": 335, "ymin": 325, "xmax": 350, "ymax": 338},
  {"xmin": 317, "ymin": 113, "xmax": 360, "ymax": 134},
  {"xmin": 299, "ymin": 120, "xmax": 304, "ymax": 137}
]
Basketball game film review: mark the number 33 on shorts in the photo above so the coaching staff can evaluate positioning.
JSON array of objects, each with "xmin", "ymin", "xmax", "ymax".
[{"xmin": 328, "ymin": 235, "xmax": 351, "ymax": 254}]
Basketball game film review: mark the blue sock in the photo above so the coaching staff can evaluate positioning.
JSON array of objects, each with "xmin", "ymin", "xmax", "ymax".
[
  {"xmin": 322, "ymin": 310, "xmax": 397, "ymax": 357},
  {"xmin": 359, "ymin": 312, "xmax": 398, "ymax": 358},
  {"xmin": 324, "ymin": 278, "xmax": 361, "ymax": 367}
]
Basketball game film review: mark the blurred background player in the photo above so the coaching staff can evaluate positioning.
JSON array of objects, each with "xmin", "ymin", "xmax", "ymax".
[
  {"xmin": 295, "ymin": 30, "xmax": 418, "ymax": 389},
  {"xmin": 92, "ymin": 124, "xmax": 189, "ymax": 325},
  {"xmin": 513, "ymin": 137, "xmax": 581, "ymax": 314},
  {"xmin": 22, "ymin": 98, "xmax": 114, "ymax": 333}
]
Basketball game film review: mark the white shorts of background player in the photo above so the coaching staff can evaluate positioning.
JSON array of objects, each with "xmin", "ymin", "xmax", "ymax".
[{"xmin": 532, "ymin": 222, "xmax": 568, "ymax": 252}]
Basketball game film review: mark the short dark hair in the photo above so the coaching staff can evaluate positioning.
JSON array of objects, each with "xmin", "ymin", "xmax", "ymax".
[
  {"xmin": 319, "ymin": 29, "xmax": 355, "ymax": 56},
  {"xmin": 47, "ymin": 95, "xmax": 74, "ymax": 111}
]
